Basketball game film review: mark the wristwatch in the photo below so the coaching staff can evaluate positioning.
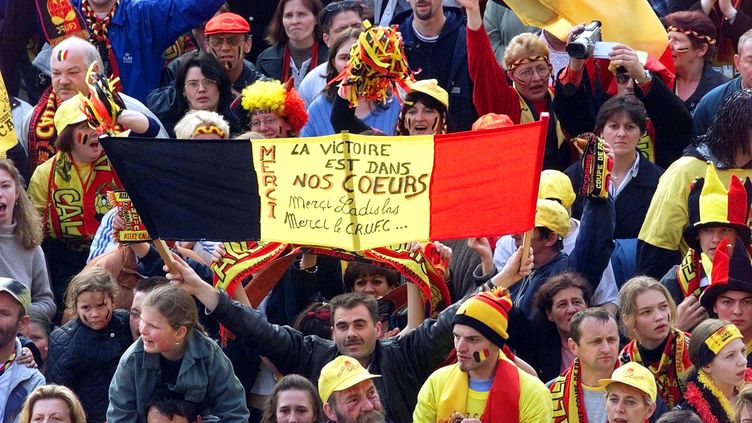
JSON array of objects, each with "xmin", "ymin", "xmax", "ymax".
[{"xmin": 635, "ymin": 70, "xmax": 652, "ymax": 85}]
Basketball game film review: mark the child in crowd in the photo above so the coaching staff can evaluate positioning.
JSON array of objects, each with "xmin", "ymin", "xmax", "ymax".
[{"xmin": 46, "ymin": 267, "xmax": 133, "ymax": 423}]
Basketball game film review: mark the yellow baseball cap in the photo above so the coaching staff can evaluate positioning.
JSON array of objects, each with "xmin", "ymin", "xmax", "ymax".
[
  {"xmin": 318, "ymin": 356, "xmax": 381, "ymax": 403},
  {"xmin": 599, "ymin": 362, "xmax": 657, "ymax": 401},
  {"xmin": 409, "ymin": 79, "xmax": 449, "ymax": 108},
  {"xmin": 54, "ymin": 95, "xmax": 88, "ymax": 135},
  {"xmin": 535, "ymin": 199, "xmax": 570, "ymax": 238},
  {"xmin": 539, "ymin": 170, "xmax": 576, "ymax": 210}
]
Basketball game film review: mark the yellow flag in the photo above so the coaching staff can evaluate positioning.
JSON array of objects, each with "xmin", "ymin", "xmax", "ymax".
[
  {"xmin": 504, "ymin": 0, "xmax": 668, "ymax": 60},
  {"xmin": 0, "ymin": 72, "xmax": 18, "ymax": 159}
]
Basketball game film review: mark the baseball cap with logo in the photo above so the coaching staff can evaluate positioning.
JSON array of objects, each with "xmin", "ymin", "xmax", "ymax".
[
  {"xmin": 599, "ymin": 362, "xmax": 657, "ymax": 401},
  {"xmin": 318, "ymin": 355, "xmax": 381, "ymax": 403},
  {"xmin": 0, "ymin": 278, "xmax": 31, "ymax": 315}
]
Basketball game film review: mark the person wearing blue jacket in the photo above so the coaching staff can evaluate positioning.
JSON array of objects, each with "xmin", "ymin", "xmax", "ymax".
[{"xmin": 70, "ymin": 0, "xmax": 226, "ymax": 102}]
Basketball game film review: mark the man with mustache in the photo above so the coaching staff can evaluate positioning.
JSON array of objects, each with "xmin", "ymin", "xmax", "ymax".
[
  {"xmin": 319, "ymin": 355, "xmax": 386, "ymax": 423},
  {"xmin": 165, "ymin": 243, "xmax": 533, "ymax": 423},
  {"xmin": 412, "ymin": 288, "xmax": 551, "ymax": 423},
  {"xmin": 20, "ymin": 37, "xmax": 167, "ymax": 173},
  {"xmin": 550, "ymin": 308, "xmax": 620, "ymax": 423}
]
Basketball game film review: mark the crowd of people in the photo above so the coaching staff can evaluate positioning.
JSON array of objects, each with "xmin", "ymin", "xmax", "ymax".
[{"xmin": 3, "ymin": 0, "xmax": 752, "ymax": 422}]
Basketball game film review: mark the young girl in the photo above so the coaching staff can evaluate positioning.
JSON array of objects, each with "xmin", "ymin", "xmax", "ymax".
[
  {"xmin": 107, "ymin": 285, "xmax": 248, "ymax": 422},
  {"xmin": 677, "ymin": 319, "xmax": 751, "ymax": 422},
  {"xmin": 46, "ymin": 267, "xmax": 132, "ymax": 422},
  {"xmin": 618, "ymin": 276, "xmax": 691, "ymax": 408}
]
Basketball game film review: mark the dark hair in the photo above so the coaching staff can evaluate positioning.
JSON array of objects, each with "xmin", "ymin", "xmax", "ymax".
[
  {"xmin": 595, "ymin": 94, "xmax": 648, "ymax": 134},
  {"xmin": 27, "ymin": 310, "xmax": 52, "ymax": 336},
  {"xmin": 134, "ymin": 276, "xmax": 169, "ymax": 294},
  {"xmin": 537, "ymin": 226, "xmax": 564, "ymax": 251},
  {"xmin": 534, "ymin": 272, "xmax": 592, "ymax": 319},
  {"xmin": 329, "ymin": 292, "xmax": 379, "ymax": 324},
  {"xmin": 569, "ymin": 307, "xmax": 616, "ymax": 344},
  {"xmin": 663, "ymin": 11, "xmax": 718, "ymax": 62},
  {"xmin": 292, "ymin": 301, "xmax": 333, "ymax": 339},
  {"xmin": 261, "ymin": 374, "xmax": 325, "ymax": 423},
  {"xmin": 397, "ymin": 91, "xmax": 448, "ymax": 135},
  {"xmin": 704, "ymin": 89, "xmax": 752, "ymax": 166},
  {"xmin": 657, "ymin": 409, "xmax": 702, "ymax": 423},
  {"xmin": 266, "ymin": 0, "xmax": 324, "ymax": 46},
  {"xmin": 318, "ymin": 0, "xmax": 365, "ymax": 36},
  {"xmin": 324, "ymin": 28, "xmax": 362, "ymax": 99},
  {"xmin": 146, "ymin": 389, "xmax": 200, "ymax": 422},
  {"xmin": 343, "ymin": 262, "xmax": 401, "ymax": 293},
  {"xmin": 174, "ymin": 51, "xmax": 234, "ymax": 117}
]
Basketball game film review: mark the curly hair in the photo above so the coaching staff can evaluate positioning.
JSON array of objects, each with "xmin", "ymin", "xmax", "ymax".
[
  {"xmin": 703, "ymin": 88, "xmax": 752, "ymax": 165},
  {"xmin": 0, "ymin": 159, "xmax": 42, "ymax": 249},
  {"xmin": 64, "ymin": 267, "xmax": 118, "ymax": 317},
  {"xmin": 503, "ymin": 33, "xmax": 550, "ymax": 71},
  {"xmin": 174, "ymin": 110, "xmax": 231, "ymax": 139},
  {"xmin": 241, "ymin": 80, "xmax": 308, "ymax": 135}
]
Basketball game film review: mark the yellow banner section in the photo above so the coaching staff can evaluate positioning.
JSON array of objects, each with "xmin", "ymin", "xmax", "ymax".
[
  {"xmin": 505, "ymin": 0, "xmax": 667, "ymax": 59},
  {"xmin": 253, "ymin": 133, "xmax": 434, "ymax": 251},
  {"xmin": 0, "ymin": 72, "xmax": 18, "ymax": 158}
]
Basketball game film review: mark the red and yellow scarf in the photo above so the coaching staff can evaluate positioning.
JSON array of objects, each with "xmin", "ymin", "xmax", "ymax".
[
  {"xmin": 43, "ymin": 152, "xmax": 120, "ymax": 251},
  {"xmin": 683, "ymin": 369, "xmax": 752, "ymax": 423},
  {"xmin": 551, "ymin": 358, "xmax": 590, "ymax": 423},
  {"xmin": 435, "ymin": 352, "xmax": 520, "ymax": 423},
  {"xmin": 619, "ymin": 328, "xmax": 692, "ymax": 408},
  {"xmin": 27, "ymin": 87, "xmax": 59, "ymax": 170},
  {"xmin": 678, "ymin": 249, "xmax": 709, "ymax": 299}
]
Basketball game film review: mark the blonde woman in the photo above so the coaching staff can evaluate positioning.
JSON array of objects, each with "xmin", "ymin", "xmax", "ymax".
[
  {"xmin": 19, "ymin": 384, "xmax": 87, "ymax": 423},
  {"xmin": 618, "ymin": 276, "xmax": 691, "ymax": 408}
]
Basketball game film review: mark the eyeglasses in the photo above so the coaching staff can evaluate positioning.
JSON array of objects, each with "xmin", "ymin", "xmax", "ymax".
[
  {"xmin": 208, "ymin": 35, "xmax": 247, "ymax": 48},
  {"xmin": 513, "ymin": 64, "xmax": 552, "ymax": 84},
  {"xmin": 184, "ymin": 79, "xmax": 218, "ymax": 90},
  {"xmin": 320, "ymin": 0, "xmax": 364, "ymax": 26},
  {"xmin": 251, "ymin": 116, "xmax": 281, "ymax": 128}
]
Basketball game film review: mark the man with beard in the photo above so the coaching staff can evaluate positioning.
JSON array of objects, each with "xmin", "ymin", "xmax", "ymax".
[
  {"xmin": 412, "ymin": 288, "xmax": 551, "ymax": 423},
  {"xmin": 319, "ymin": 355, "xmax": 386, "ymax": 423},
  {"xmin": 20, "ymin": 36, "xmax": 167, "ymax": 173},
  {"xmin": 0, "ymin": 278, "xmax": 45, "ymax": 422}
]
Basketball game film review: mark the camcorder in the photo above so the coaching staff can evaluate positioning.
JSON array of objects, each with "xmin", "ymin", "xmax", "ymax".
[{"xmin": 566, "ymin": 20, "xmax": 602, "ymax": 59}]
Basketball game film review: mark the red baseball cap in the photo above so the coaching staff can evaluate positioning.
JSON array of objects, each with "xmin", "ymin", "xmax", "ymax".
[{"xmin": 205, "ymin": 13, "xmax": 250, "ymax": 36}]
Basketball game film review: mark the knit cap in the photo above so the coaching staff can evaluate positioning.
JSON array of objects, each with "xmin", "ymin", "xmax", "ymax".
[{"xmin": 452, "ymin": 288, "xmax": 512, "ymax": 348}]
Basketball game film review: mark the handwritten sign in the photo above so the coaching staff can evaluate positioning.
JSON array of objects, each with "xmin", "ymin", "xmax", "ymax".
[{"xmin": 253, "ymin": 133, "xmax": 434, "ymax": 250}]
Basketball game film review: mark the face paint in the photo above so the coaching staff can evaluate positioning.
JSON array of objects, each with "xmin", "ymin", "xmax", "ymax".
[
  {"xmin": 224, "ymin": 61, "xmax": 232, "ymax": 71},
  {"xmin": 76, "ymin": 132, "xmax": 89, "ymax": 145},
  {"xmin": 57, "ymin": 49, "xmax": 69, "ymax": 61},
  {"xmin": 473, "ymin": 348, "xmax": 491, "ymax": 363},
  {"xmin": 431, "ymin": 116, "xmax": 440, "ymax": 133}
]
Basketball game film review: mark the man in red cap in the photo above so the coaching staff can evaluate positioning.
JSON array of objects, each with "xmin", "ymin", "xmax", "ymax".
[{"xmin": 146, "ymin": 12, "xmax": 267, "ymax": 118}]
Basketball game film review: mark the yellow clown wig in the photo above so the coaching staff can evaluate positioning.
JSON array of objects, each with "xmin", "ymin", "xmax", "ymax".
[{"xmin": 240, "ymin": 80, "xmax": 308, "ymax": 136}]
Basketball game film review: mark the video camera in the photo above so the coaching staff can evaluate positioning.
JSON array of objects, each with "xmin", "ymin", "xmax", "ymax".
[{"xmin": 566, "ymin": 21, "xmax": 602, "ymax": 59}]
